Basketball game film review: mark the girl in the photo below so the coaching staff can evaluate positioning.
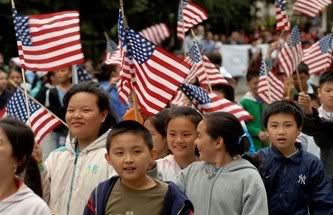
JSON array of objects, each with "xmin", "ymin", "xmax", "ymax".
[
  {"xmin": 34, "ymin": 82, "xmax": 118, "ymax": 215},
  {"xmin": 0, "ymin": 118, "xmax": 51, "ymax": 214},
  {"xmin": 144, "ymin": 109, "xmax": 171, "ymax": 159},
  {"xmin": 174, "ymin": 112, "xmax": 268, "ymax": 215},
  {"xmin": 156, "ymin": 106, "xmax": 202, "ymax": 181}
]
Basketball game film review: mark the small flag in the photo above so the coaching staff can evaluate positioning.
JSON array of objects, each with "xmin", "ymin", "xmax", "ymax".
[
  {"xmin": 105, "ymin": 39, "xmax": 123, "ymax": 66},
  {"xmin": 278, "ymin": 26, "xmax": 303, "ymax": 77},
  {"xmin": 293, "ymin": 0, "xmax": 331, "ymax": 17},
  {"xmin": 275, "ymin": 0, "xmax": 290, "ymax": 31},
  {"xmin": 177, "ymin": 0, "xmax": 208, "ymax": 40},
  {"xmin": 180, "ymin": 83, "xmax": 251, "ymax": 122},
  {"xmin": 139, "ymin": 23, "xmax": 170, "ymax": 45},
  {"xmin": 77, "ymin": 65, "xmax": 93, "ymax": 83},
  {"xmin": 12, "ymin": 8, "xmax": 84, "ymax": 71},
  {"xmin": 6, "ymin": 89, "xmax": 61, "ymax": 144}
]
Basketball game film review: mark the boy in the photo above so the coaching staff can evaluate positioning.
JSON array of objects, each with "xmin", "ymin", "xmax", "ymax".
[
  {"xmin": 298, "ymin": 71, "xmax": 333, "ymax": 186},
  {"xmin": 83, "ymin": 120, "xmax": 193, "ymax": 215},
  {"xmin": 257, "ymin": 101, "xmax": 333, "ymax": 215},
  {"xmin": 240, "ymin": 70, "xmax": 268, "ymax": 151}
]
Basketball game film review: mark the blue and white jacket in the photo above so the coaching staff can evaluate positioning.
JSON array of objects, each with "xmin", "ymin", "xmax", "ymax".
[{"xmin": 257, "ymin": 144, "xmax": 333, "ymax": 215}]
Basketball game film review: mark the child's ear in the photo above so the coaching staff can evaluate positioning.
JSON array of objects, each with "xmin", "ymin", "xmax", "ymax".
[
  {"xmin": 104, "ymin": 153, "xmax": 112, "ymax": 165},
  {"xmin": 150, "ymin": 148, "xmax": 158, "ymax": 160},
  {"xmin": 216, "ymin": 137, "xmax": 224, "ymax": 150}
]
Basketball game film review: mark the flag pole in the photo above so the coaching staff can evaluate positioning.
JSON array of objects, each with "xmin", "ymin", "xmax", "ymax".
[
  {"xmin": 72, "ymin": 65, "xmax": 78, "ymax": 84},
  {"xmin": 191, "ymin": 29, "xmax": 213, "ymax": 93},
  {"xmin": 120, "ymin": 0, "xmax": 140, "ymax": 122},
  {"xmin": 9, "ymin": 80, "xmax": 68, "ymax": 127}
]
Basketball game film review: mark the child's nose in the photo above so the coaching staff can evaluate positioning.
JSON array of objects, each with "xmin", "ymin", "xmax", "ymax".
[{"xmin": 124, "ymin": 154, "xmax": 134, "ymax": 163}]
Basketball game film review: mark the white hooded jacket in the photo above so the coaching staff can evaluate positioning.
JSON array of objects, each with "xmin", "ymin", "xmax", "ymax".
[
  {"xmin": 40, "ymin": 130, "xmax": 117, "ymax": 215},
  {"xmin": 0, "ymin": 183, "xmax": 51, "ymax": 215}
]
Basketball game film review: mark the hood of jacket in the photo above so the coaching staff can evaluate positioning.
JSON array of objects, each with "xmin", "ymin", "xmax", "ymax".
[
  {"xmin": 65, "ymin": 129, "xmax": 111, "ymax": 154},
  {"xmin": 0, "ymin": 183, "xmax": 34, "ymax": 205}
]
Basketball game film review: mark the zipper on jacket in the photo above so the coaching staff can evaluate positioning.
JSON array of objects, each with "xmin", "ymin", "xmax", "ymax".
[
  {"xmin": 66, "ymin": 152, "xmax": 79, "ymax": 215},
  {"xmin": 177, "ymin": 203, "xmax": 185, "ymax": 215}
]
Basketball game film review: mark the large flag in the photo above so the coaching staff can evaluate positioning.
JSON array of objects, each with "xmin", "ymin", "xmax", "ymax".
[
  {"xmin": 180, "ymin": 83, "xmax": 251, "ymax": 122},
  {"xmin": 278, "ymin": 26, "xmax": 303, "ymax": 77},
  {"xmin": 184, "ymin": 41, "xmax": 228, "ymax": 88},
  {"xmin": 12, "ymin": 8, "xmax": 84, "ymax": 71},
  {"xmin": 275, "ymin": 0, "xmax": 290, "ymax": 31},
  {"xmin": 105, "ymin": 39, "xmax": 122, "ymax": 66},
  {"xmin": 302, "ymin": 34, "xmax": 333, "ymax": 75},
  {"xmin": 177, "ymin": 0, "xmax": 208, "ymax": 40},
  {"xmin": 258, "ymin": 59, "xmax": 285, "ymax": 104},
  {"xmin": 125, "ymin": 28, "xmax": 191, "ymax": 115},
  {"xmin": 293, "ymin": 0, "xmax": 331, "ymax": 17},
  {"xmin": 6, "ymin": 89, "xmax": 61, "ymax": 144},
  {"xmin": 139, "ymin": 23, "xmax": 170, "ymax": 45}
]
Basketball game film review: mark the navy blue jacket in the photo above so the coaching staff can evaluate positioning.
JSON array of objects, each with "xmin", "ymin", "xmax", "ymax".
[
  {"xmin": 83, "ymin": 176, "xmax": 194, "ymax": 215},
  {"xmin": 257, "ymin": 145, "xmax": 333, "ymax": 215}
]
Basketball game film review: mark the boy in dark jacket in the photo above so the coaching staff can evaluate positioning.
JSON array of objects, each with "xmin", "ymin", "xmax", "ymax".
[
  {"xmin": 83, "ymin": 120, "xmax": 193, "ymax": 215},
  {"xmin": 257, "ymin": 101, "xmax": 333, "ymax": 215}
]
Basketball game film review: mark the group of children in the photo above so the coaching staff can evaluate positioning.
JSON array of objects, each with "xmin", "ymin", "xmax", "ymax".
[{"xmin": 1, "ymin": 71, "xmax": 333, "ymax": 214}]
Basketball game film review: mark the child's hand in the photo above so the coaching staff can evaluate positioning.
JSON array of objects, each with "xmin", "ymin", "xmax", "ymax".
[
  {"xmin": 298, "ymin": 92, "xmax": 312, "ymax": 115},
  {"xmin": 258, "ymin": 131, "xmax": 269, "ymax": 142},
  {"xmin": 32, "ymin": 143, "xmax": 43, "ymax": 164}
]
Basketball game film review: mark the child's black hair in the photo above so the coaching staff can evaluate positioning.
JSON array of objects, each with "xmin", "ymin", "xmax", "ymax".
[
  {"xmin": 144, "ymin": 109, "xmax": 171, "ymax": 138},
  {"xmin": 262, "ymin": 100, "xmax": 304, "ymax": 129},
  {"xmin": 211, "ymin": 84, "xmax": 235, "ymax": 102},
  {"xmin": 106, "ymin": 120, "xmax": 153, "ymax": 152},
  {"xmin": 166, "ymin": 106, "xmax": 203, "ymax": 129},
  {"xmin": 294, "ymin": 62, "xmax": 309, "ymax": 75},
  {"xmin": 63, "ymin": 82, "xmax": 118, "ymax": 134},
  {"xmin": 246, "ymin": 69, "xmax": 260, "ymax": 82},
  {"xmin": 204, "ymin": 112, "xmax": 249, "ymax": 156},
  {"xmin": 0, "ymin": 118, "xmax": 43, "ymax": 197},
  {"xmin": 319, "ymin": 71, "xmax": 333, "ymax": 87}
]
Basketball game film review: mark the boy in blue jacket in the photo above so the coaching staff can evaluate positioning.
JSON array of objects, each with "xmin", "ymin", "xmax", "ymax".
[
  {"xmin": 83, "ymin": 120, "xmax": 193, "ymax": 215},
  {"xmin": 257, "ymin": 100, "xmax": 333, "ymax": 215}
]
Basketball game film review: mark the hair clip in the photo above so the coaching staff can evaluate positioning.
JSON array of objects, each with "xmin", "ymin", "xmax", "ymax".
[{"xmin": 238, "ymin": 133, "xmax": 247, "ymax": 145}]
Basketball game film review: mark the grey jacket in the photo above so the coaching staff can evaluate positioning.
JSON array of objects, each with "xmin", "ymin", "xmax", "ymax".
[{"xmin": 173, "ymin": 159, "xmax": 268, "ymax": 215}]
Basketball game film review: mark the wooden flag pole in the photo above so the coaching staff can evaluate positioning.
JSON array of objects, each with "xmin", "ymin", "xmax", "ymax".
[
  {"xmin": 8, "ymin": 80, "xmax": 68, "ymax": 127},
  {"xmin": 19, "ymin": 68, "xmax": 32, "ymax": 126},
  {"xmin": 119, "ymin": 0, "xmax": 140, "ymax": 122},
  {"xmin": 72, "ymin": 65, "xmax": 78, "ymax": 84},
  {"xmin": 190, "ymin": 29, "xmax": 213, "ymax": 93}
]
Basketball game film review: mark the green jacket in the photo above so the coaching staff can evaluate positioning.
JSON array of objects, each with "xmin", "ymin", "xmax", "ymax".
[{"xmin": 240, "ymin": 92, "xmax": 267, "ymax": 151}]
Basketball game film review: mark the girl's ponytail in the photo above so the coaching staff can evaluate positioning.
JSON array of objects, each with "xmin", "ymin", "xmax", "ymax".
[{"xmin": 24, "ymin": 157, "xmax": 43, "ymax": 197}]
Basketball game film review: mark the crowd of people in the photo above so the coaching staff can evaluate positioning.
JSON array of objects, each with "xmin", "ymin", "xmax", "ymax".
[{"xmin": 0, "ymin": 24, "xmax": 333, "ymax": 215}]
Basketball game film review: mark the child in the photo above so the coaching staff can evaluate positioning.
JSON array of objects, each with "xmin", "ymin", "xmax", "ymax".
[
  {"xmin": 258, "ymin": 100, "xmax": 333, "ymax": 214},
  {"xmin": 144, "ymin": 109, "xmax": 171, "ymax": 159},
  {"xmin": 174, "ymin": 112, "xmax": 268, "ymax": 215},
  {"xmin": 240, "ymin": 69, "xmax": 268, "ymax": 151},
  {"xmin": 156, "ymin": 106, "xmax": 202, "ymax": 181},
  {"xmin": 298, "ymin": 71, "xmax": 333, "ymax": 185},
  {"xmin": 83, "ymin": 120, "xmax": 193, "ymax": 215},
  {"xmin": 0, "ymin": 118, "xmax": 51, "ymax": 214}
]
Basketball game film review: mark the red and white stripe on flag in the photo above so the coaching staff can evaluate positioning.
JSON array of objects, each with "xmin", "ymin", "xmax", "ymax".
[
  {"xmin": 139, "ymin": 23, "xmax": 170, "ymax": 45},
  {"xmin": 177, "ymin": 0, "xmax": 208, "ymax": 40},
  {"xmin": 200, "ymin": 55, "xmax": 229, "ymax": 87},
  {"xmin": 293, "ymin": 0, "xmax": 331, "ymax": 17},
  {"xmin": 275, "ymin": 0, "xmax": 290, "ymax": 31},
  {"xmin": 105, "ymin": 45, "xmax": 123, "ymax": 66},
  {"xmin": 117, "ymin": 57, "xmax": 133, "ymax": 105},
  {"xmin": 12, "ymin": 9, "xmax": 84, "ymax": 71},
  {"xmin": 258, "ymin": 72, "xmax": 285, "ymax": 104}
]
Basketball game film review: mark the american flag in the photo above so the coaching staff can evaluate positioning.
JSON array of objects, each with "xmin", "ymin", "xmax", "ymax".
[
  {"xmin": 180, "ymin": 83, "xmax": 251, "ymax": 122},
  {"xmin": 125, "ymin": 28, "xmax": 191, "ymax": 115},
  {"xmin": 139, "ymin": 23, "xmax": 170, "ymax": 45},
  {"xmin": 258, "ymin": 59, "xmax": 285, "ymax": 104},
  {"xmin": 105, "ymin": 39, "xmax": 123, "ymax": 66},
  {"xmin": 6, "ymin": 89, "xmax": 61, "ymax": 144},
  {"xmin": 184, "ymin": 41, "xmax": 228, "ymax": 87},
  {"xmin": 275, "ymin": 0, "xmax": 290, "ymax": 31},
  {"xmin": 278, "ymin": 26, "xmax": 303, "ymax": 77},
  {"xmin": 12, "ymin": 8, "xmax": 84, "ymax": 71},
  {"xmin": 177, "ymin": 0, "xmax": 208, "ymax": 40},
  {"xmin": 302, "ymin": 34, "xmax": 333, "ymax": 75},
  {"xmin": 77, "ymin": 65, "xmax": 93, "ymax": 83},
  {"xmin": 293, "ymin": 0, "xmax": 331, "ymax": 17}
]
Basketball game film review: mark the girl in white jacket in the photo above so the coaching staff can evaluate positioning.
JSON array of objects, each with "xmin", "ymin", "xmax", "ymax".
[
  {"xmin": 34, "ymin": 82, "xmax": 118, "ymax": 215},
  {"xmin": 0, "ymin": 118, "xmax": 51, "ymax": 215},
  {"xmin": 174, "ymin": 112, "xmax": 268, "ymax": 215}
]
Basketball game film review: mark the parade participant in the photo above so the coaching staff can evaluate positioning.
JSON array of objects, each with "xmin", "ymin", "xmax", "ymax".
[
  {"xmin": 34, "ymin": 82, "xmax": 118, "ymax": 215},
  {"xmin": 258, "ymin": 101, "xmax": 333, "ymax": 214},
  {"xmin": 156, "ymin": 106, "xmax": 202, "ymax": 181},
  {"xmin": 83, "ymin": 120, "xmax": 194, "ymax": 215},
  {"xmin": 174, "ymin": 112, "xmax": 268, "ymax": 215},
  {"xmin": 143, "ymin": 109, "xmax": 171, "ymax": 159},
  {"xmin": 0, "ymin": 118, "xmax": 51, "ymax": 214}
]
